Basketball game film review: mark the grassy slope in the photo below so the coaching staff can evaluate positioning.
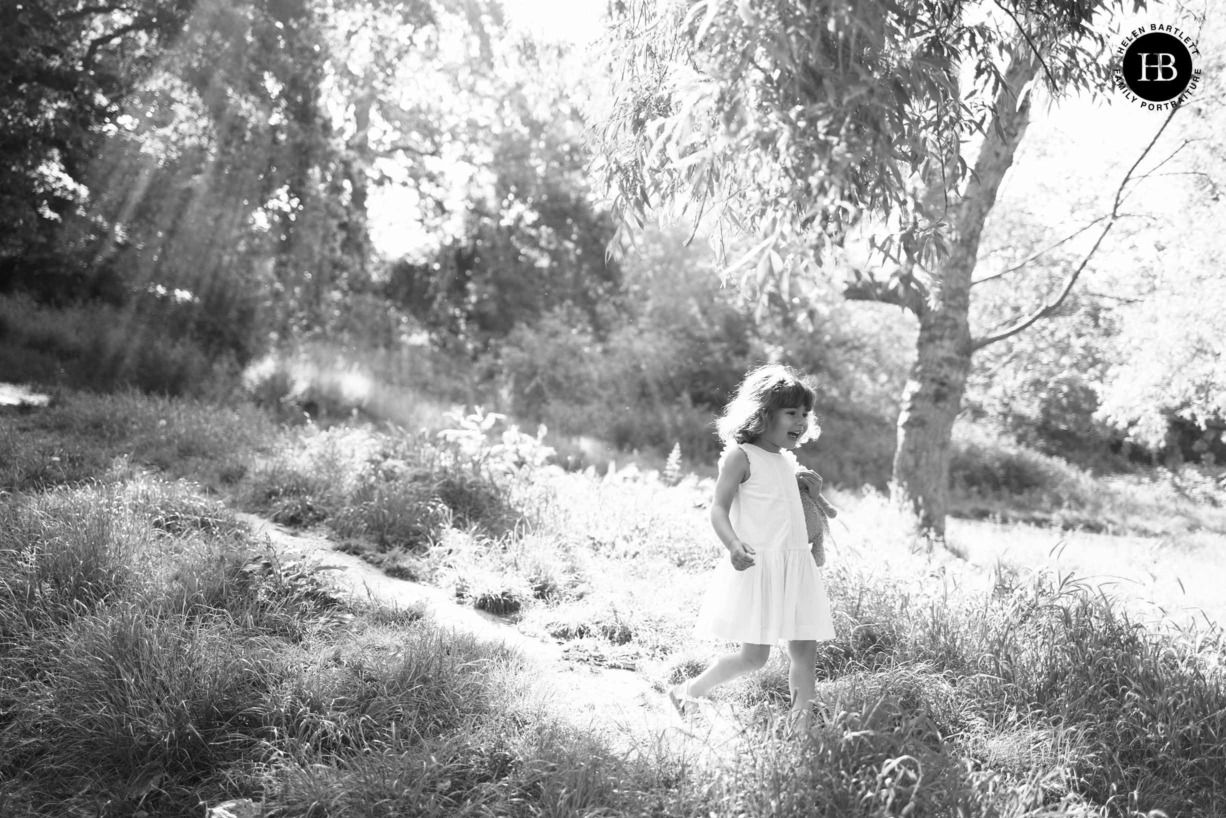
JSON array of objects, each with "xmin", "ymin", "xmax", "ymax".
[{"xmin": 2, "ymin": 390, "xmax": 1225, "ymax": 817}]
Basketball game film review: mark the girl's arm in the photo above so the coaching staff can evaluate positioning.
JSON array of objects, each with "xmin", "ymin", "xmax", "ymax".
[{"xmin": 711, "ymin": 447, "xmax": 755, "ymax": 571}]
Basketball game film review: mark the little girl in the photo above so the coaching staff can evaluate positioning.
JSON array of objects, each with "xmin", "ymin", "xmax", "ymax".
[{"xmin": 669, "ymin": 364, "xmax": 835, "ymax": 731}]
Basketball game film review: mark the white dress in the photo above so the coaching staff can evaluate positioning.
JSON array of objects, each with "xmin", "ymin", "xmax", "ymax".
[{"xmin": 695, "ymin": 443, "xmax": 835, "ymax": 644}]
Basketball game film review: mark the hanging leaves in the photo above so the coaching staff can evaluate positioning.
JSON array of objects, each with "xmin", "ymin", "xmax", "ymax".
[{"xmin": 593, "ymin": 0, "xmax": 1139, "ymax": 278}]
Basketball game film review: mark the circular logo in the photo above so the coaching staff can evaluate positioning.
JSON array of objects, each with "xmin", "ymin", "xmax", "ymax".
[
  {"xmin": 1120, "ymin": 32, "xmax": 1193, "ymax": 101},
  {"xmin": 1114, "ymin": 26, "xmax": 1202, "ymax": 110}
]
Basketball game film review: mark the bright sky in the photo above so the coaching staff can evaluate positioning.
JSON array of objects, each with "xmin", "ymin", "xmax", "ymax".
[{"xmin": 499, "ymin": 0, "xmax": 606, "ymax": 44}]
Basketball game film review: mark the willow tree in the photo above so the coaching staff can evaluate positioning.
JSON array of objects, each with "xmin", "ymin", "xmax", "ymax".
[{"xmin": 595, "ymin": 0, "xmax": 1146, "ymax": 540}]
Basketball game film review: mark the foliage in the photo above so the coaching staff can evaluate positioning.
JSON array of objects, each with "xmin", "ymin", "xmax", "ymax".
[
  {"xmin": 592, "ymin": 0, "xmax": 1154, "ymax": 539},
  {"xmin": 0, "ymin": 292, "xmax": 246, "ymax": 398},
  {"xmin": 968, "ymin": 311, "xmax": 1122, "ymax": 467},
  {"xmin": 488, "ymin": 228, "xmax": 763, "ymax": 459},
  {"xmin": 595, "ymin": 0, "xmax": 1135, "ymax": 270},
  {"xmin": 437, "ymin": 406, "xmax": 555, "ymax": 476},
  {"xmin": 488, "ymin": 226, "xmax": 909, "ymax": 482},
  {"xmin": 0, "ymin": 0, "xmax": 196, "ymax": 292},
  {"xmin": 0, "ymin": 0, "xmax": 333, "ymax": 362},
  {"xmin": 383, "ymin": 33, "xmax": 621, "ymax": 354},
  {"xmin": 2, "ymin": 0, "xmax": 523, "ymax": 375},
  {"xmin": 948, "ymin": 421, "xmax": 1223, "ymax": 536},
  {"xmin": 1096, "ymin": 228, "xmax": 1226, "ymax": 455},
  {"xmin": 958, "ymin": 15, "xmax": 1226, "ymax": 469},
  {"xmin": 244, "ymin": 411, "xmax": 543, "ymax": 551}
]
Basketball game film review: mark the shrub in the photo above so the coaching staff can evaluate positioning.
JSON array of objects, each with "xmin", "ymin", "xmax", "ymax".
[
  {"xmin": 798, "ymin": 404, "xmax": 896, "ymax": 490},
  {"xmin": 245, "ymin": 416, "xmax": 533, "ymax": 553},
  {"xmin": 0, "ymin": 293, "xmax": 243, "ymax": 397},
  {"xmin": 332, "ymin": 478, "xmax": 453, "ymax": 549},
  {"xmin": 949, "ymin": 422, "xmax": 1073, "ymax": 498},
  {"xmin": 946, "ymin": 420, "xmax": 1226, "ymax": 535},
  {"xmin": 491, "ymin": 305, "xmax": 748, "ymax": 464},
  {"xmin": 243, "ymin": 426, "xmax": 379, "ymax": 521}
]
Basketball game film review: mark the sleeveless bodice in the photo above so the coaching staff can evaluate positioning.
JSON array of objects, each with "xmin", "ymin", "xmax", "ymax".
[{"xmin": 729, "ymin": 443, "xmax": 809, "ymax": 553}]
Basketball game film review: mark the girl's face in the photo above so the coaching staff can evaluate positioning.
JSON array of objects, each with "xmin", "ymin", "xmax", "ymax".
[{"xmin": 755, "ymin": 406, "xmax": 809, "ymax": 452}]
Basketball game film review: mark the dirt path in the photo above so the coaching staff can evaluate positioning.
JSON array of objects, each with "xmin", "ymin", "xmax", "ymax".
[{"xmin": 237, "ymin": 513, "xmax": 743, "ymax": 758}]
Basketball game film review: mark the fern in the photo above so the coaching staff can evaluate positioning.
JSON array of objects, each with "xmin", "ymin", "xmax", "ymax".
[{"xmin": 663, "ymin": 442, "xmax": 683, "ymax": 486}]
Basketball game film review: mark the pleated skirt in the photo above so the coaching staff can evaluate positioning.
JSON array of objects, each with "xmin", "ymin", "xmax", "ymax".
[{"xmin": 695, "ymin": 548, "xmax": 835, "ymax": 644}]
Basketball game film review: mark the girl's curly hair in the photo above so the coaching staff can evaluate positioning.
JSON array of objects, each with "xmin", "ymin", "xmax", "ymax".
[{"xmin": 716, "ymin": 364, "xmax": 819, "ymax": 445}]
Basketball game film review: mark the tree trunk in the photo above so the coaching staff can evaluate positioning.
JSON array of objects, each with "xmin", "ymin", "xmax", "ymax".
[
  {"xmin": 344, "ymin": 77, "xmax": 376, "ymax": 286},
  {"xmin": 891, "ymin": 50, "xmax": 1040, "ymax": 542}
]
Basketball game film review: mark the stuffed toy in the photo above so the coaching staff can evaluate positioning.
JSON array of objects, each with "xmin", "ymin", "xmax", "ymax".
[{"xmin": 797, "ymin": 471, "xmax": 837, "ymax": 567}]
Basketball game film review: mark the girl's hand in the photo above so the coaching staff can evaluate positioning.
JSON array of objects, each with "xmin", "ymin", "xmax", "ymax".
[
  {"xmin": 797, "ymin": 468, "xmax": 823, "ymax": 494},
  {"xmin": 728, "ymin": 540, "xmax": 756, "ymax": 571}
]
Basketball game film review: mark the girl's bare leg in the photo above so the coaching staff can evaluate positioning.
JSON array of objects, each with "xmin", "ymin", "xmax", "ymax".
[
  {"xmin": 786, "ymin": 640, "xmax": 818, "ymax": 731},
  {"xmin": 679, "ymin": 643, "xmax": 771, "ymax": 700}
]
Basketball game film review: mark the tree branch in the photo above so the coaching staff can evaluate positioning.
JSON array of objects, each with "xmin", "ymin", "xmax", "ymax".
[
  {"xmin": 58, "ymin": 4, "xmax": 136, "ymax": 22},
  {"xmin": 973, "ymin": 139, "xmax": 1186, "ymax": 287},
  {"xmin": 378, "ymin": 142, "xmax": 441, "ymax": 158},
  {"xmin": 972, "ymin": 212, "xmax": 1109, "ymax": 285},
  {"xmin": 1082, "ymin": 290, "xmax": 1142, "ymax": 304},
  {"xmin": 23, "ymin": 0, "xmax": 67, "ymax": 28},
  {"xmin": 972, "ymin": 222, "xmax": 1112, "ymax": 350},
  {"xmin": 842, "ymin": 264, "xmax": 929, "ymax": 316},
  {"xmin": 990, "ymin": 0, "xmax": 1057, "ymax": 90},
  {"xmin": 84, "ymin": 19, "xmax": 154, "ymax": 68},
  {"xmin": 972, "ymin": 106, "xmax": 1181, "ymax": 352}
]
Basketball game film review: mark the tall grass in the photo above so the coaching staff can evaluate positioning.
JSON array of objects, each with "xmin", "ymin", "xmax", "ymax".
[
  {"xmin": 0, "ymin": 488, "xmax": 133, "ymax": 631},
  {"xmin": 0, "ymin": 473, "xmax": 531, "ymax": 815},
  {"xmin": 4, "ymin": 387, "xmax": 1226, "ymax": 816},
  {"xmin": 816, "ymin": 501, "xmax": 1226, "ymax": 815}
]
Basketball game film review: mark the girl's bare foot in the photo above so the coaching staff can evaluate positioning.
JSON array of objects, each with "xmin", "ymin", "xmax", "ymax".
[
  {"xmin": 667, "ymin": 682, "xmax": 699, "ymax": 718},
  {"xmin": 788, "ymin": 707, "xmax": 811, "ymax": 736}
]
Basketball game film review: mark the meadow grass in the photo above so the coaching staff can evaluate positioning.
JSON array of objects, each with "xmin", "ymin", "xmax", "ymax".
[
  {"xmin": 0, "ymin": 389, "xmax": 275, "ymax": 493},
  {"xmin": 2, "ymin": 389, "xmax": 1225, "ymax": 816},
  {"xmin": 949, "ymin": 422, "xmax": 1226, "ymax": 538}
]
